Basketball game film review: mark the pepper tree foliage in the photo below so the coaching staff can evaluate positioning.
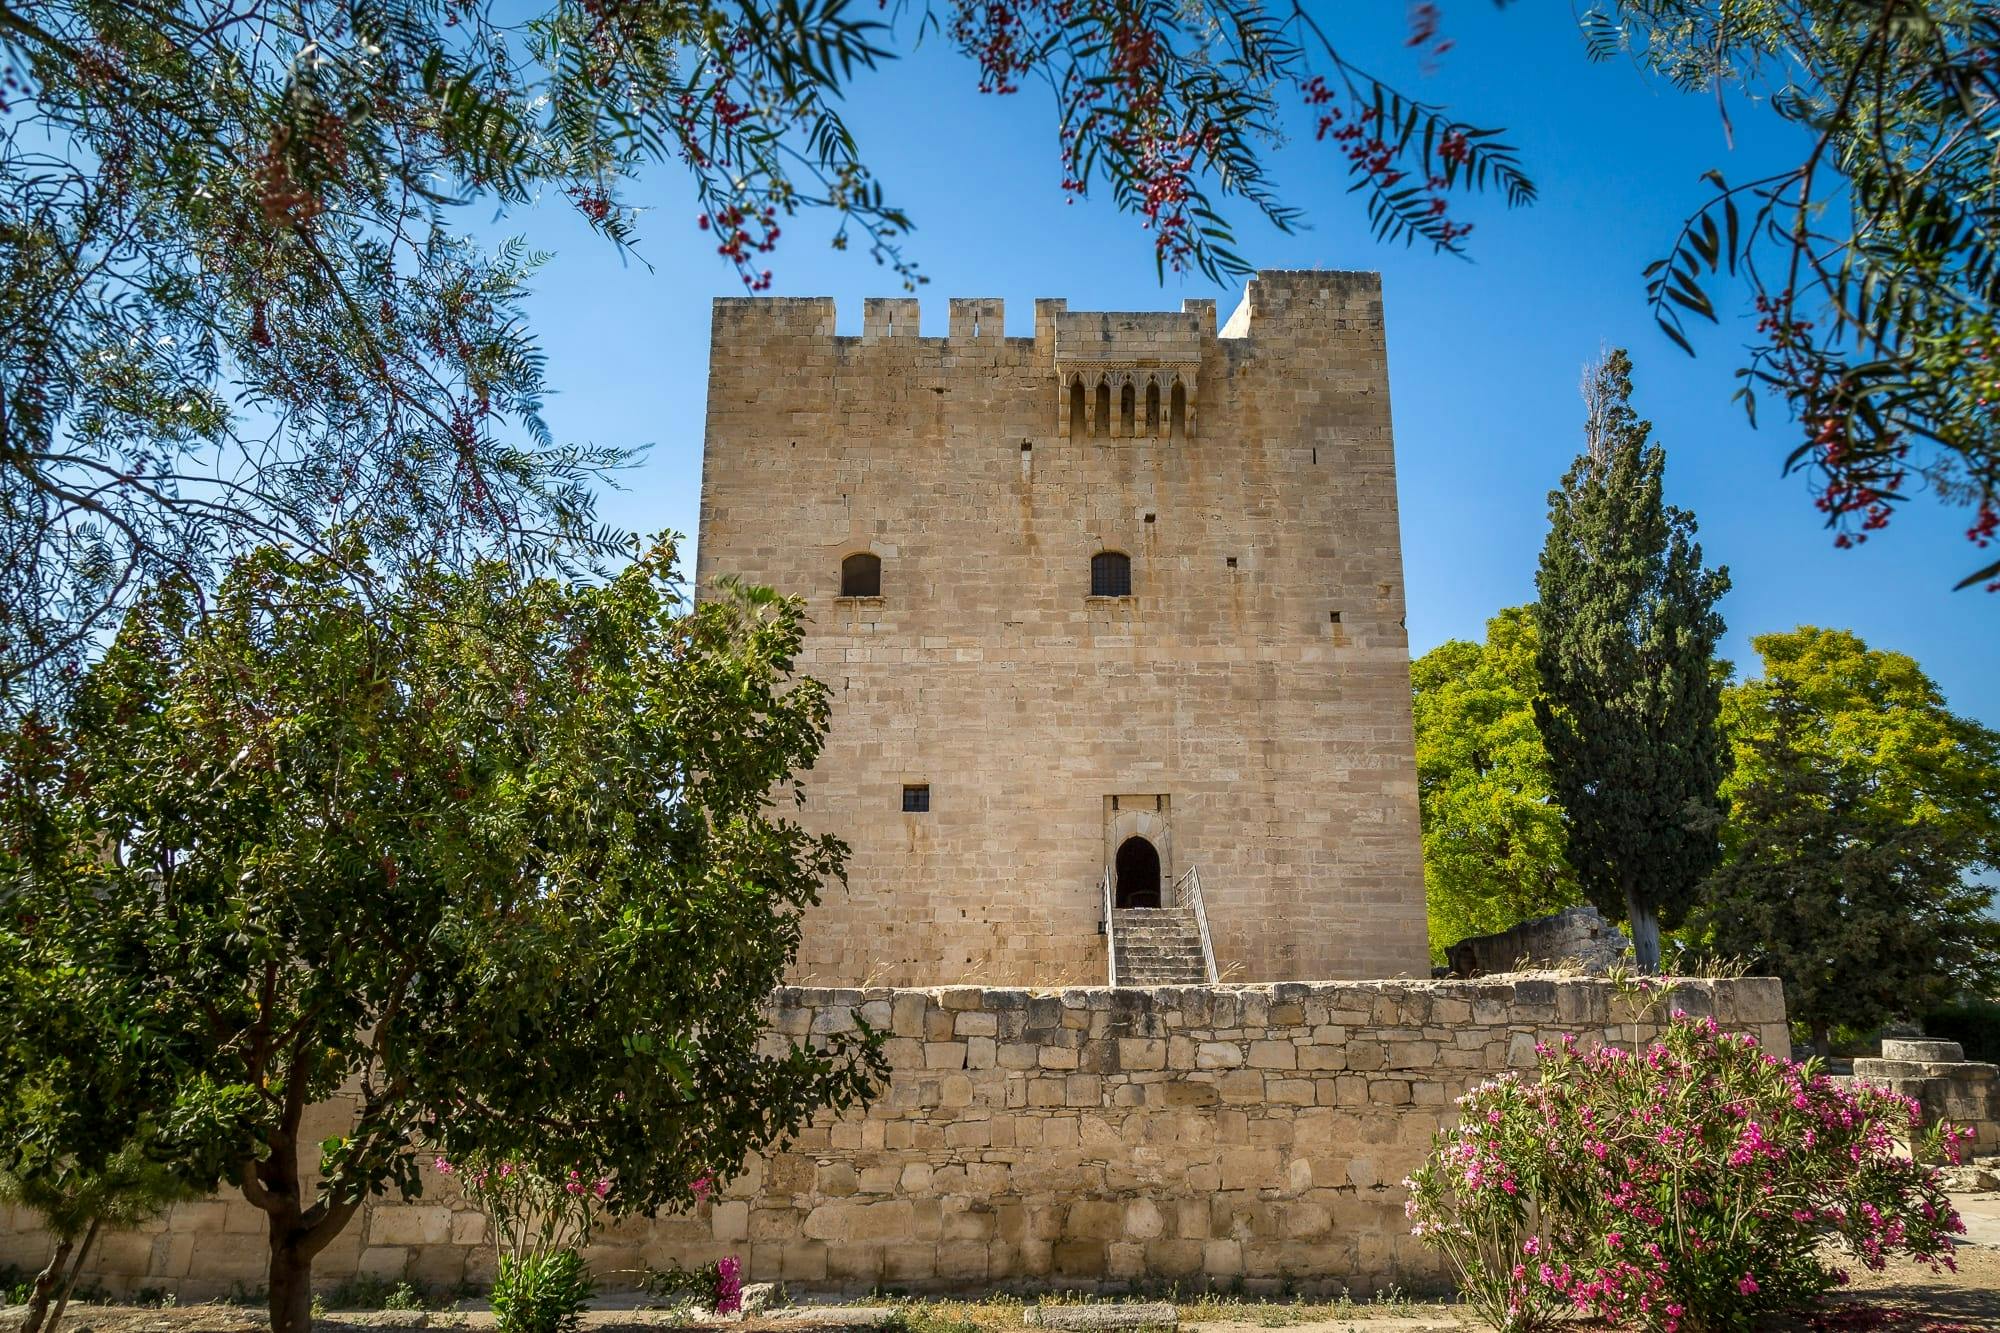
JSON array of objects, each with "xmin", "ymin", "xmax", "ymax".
[
  {"xmin": 0, "ymin": 535, "xmax": 882, "ymax": 1333},
  {"xmin": 1533, "ymin": 349, "xmax": 1731, "ymax": 973},
  {"xmin": 1590, "ymin": 0, "xmax": 2000, "ymax": 588},
  {"xmin": 1696, "ymin": 626, "xmax": 2000, "ymax": 1053},
  {"xmin": 0, "ymin": 0, "xmax": 1537, "ymax": 711},
  {"xmin": 1410, "ymin": 606, "xmax": 1580, "ymax": 960}
]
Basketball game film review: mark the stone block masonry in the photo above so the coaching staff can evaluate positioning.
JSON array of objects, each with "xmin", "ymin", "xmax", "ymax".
[
  {"xmin": 0, "ymin": 976, "xmax": 1787, "ymax": 1300},
  {"xmin": 1847, "ymin": 1038, "xmax": 2000, "ymax": 1158},
  {"xmin": 697, "ymin": 272, "xmax": 1431, "ymax": 986}
]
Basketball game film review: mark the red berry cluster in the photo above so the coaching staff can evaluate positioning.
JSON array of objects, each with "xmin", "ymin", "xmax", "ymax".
[
  {"xmin": 670, "ymin": 29, "xmax": 804, "ymax": 291},
  {"xmin": 1811, "ymin": 414, "xmax": 1904, "ymax": 548},
  {"xmin": 569, "ymin": 186, "xmax": 613, "ymax": 225},
  {"xmin": 1405, "ymin": 2, "xmax": 1454, "ymax": 74},
  {"xmin": 1751, "ymin": 290, "xmax": 1921, "ymax": 554},
  {"xmin": 1304, "ymin": 79, "xmax": 1471, "ymax": 245},
  {"xmin": 950, "ymin": 0, "xmax": 1210, "ymax": 270},
  {"xmin": 1967, "ymin": 499, "xmax": 1998, "ymax": 549},
  {"xmin": 1060, "ymin": 8, "xmax": 1211, "ymax": 271},
  {"xmin": 951, "ymin": 0, "xmax": 1040, "ymax": 94},
  {"xmin": 1753, "ymin": 289, "xmax": 1814, "ymax": 348},
  {"xmin": 698, "ymin": 204, "xmax": 781, "ymax": 290}
]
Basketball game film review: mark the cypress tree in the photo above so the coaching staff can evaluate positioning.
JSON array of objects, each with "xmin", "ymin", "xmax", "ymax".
[{"xmin": 1532, "ymin": 350, "xmax": 1731, "ymax": 970}]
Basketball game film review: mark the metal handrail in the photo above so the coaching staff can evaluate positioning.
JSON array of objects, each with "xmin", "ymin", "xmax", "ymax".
[
  {"xmin": 1101, "ymin": 868, "xmax": 1118, "ymax": 987},
  {"xmin": 1175, "ymin": 865, "xmax": 1220, "ymax": 984}
]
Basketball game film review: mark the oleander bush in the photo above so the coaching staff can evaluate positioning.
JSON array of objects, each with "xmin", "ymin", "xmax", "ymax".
[
  {"xmin": 440, "ymin": 1158, "xmax": 608, "ymax": 1333},
  {"xmin": 1405, "ymin": 1013, "xmax": 1967, "ymax": 1332}
]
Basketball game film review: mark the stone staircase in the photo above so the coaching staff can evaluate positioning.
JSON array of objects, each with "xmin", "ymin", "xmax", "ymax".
[{"xmin": 1112, "ymin": 907, "xmax": 1209, "ymax": 985}]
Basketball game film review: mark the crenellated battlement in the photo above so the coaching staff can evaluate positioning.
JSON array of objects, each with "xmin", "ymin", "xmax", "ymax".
[
  {"xmin": 708, "ymin": 272, "xmax": 1388, "ymax": 444},
  {"xmin": 708, "ymin": 270, "xmax": 1380, "ymax": 350}
]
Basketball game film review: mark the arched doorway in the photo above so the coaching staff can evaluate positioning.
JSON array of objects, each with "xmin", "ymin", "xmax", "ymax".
[{"xmin": 1114, "ymin": 836, "xmax": 1162, "ymax": 909}]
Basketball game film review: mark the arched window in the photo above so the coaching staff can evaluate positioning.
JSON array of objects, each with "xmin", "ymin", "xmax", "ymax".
[
  {"xmin": 1091, "ymin": 550, "xmax": 1132, "ymax": 598},
  {"xmin": 1093, "ymin": 380, "xmax": 1111, "ymax": 438},
  {"xmin": 1119, "ymin": 381, "xmax": 1136, "ymax": 436},
  {"xmin": 840, "ymin": 552, "xmax": 881, "ymax": 597},
  {"xmin": 1068, "ymin": 377, "xmax": 1085, "ymax": 439},
  {"xmin": 1169, "ymin": 381, "xmax": 1187, "ymax": 439},
  {"xmin": 1144, "ymin": 380, "xmax": 1161, "ymax": 436}
]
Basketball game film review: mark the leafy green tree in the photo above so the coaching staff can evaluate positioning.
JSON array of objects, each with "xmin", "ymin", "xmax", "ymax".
[
  {"xmin": 1698, "ymin": 626, "xmax": 2000, "ymax": 1053},
  {"xmin": 1720, "ymin": 627, "xmax": 2000, "ymax": 860},
  {"xmin": 0, "ymin": 723, "xmax": 215, "ymax": 1333},
  {"xmin": 0, "ymin": 1146, "xmax": 195, "ymax": 1333},
  {"xmin": 0, "ymin": 536, "xmax": 882, "ymax": 1333},
  {"xmin": 1411, "ymin": 606, "xmax": 1579, "ymax": 959},
  {"xmin": 1533, "ymin": 349, "xmax": 1731, "ymax": 971},
  {"xmin": 1698, "ymin": 678, "xmax": 2000, "ymax": 1056}
]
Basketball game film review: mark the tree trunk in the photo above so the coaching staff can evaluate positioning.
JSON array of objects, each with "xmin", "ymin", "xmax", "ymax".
[
  {"xmin": 45, "ymin": 1217, "xmax": 101, "ymax": 1333},
  {"xmin": 267, "ymin": 1233, "xmax": 315, "ymax": 1333},
  {"xmin": 20, "ymin": 1237, "xmax": 73, "ymax": 1333},
  {"xmin": 1624, "ymin": 885, "xmax": 1662, "ymax": 973},
  {"xmin": 1813, "ymin": 1021, "xmax": 1832, "ymax": 1060}
]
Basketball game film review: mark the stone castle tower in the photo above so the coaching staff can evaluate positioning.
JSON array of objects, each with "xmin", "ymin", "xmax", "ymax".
[{"xmin": 696, "ymin": 270, "xmax": 1428, "ymax": 986}]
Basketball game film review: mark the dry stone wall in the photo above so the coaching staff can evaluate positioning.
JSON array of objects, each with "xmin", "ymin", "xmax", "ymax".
[{"xmin": 0, "ymin": 976, "xmax": 1787, "ymax": 1300}]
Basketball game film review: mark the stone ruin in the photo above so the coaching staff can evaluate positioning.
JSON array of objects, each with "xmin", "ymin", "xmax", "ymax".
[
  {"xmin": 1849, "ymin": 1037, "xmax": 2000, "ymax": 1180},
  {"xmin": 1442, "ymin": 905, "xmax": 1631, "ymax": 978}
]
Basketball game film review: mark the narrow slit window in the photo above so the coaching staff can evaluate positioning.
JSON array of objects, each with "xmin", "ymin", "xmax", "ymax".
[
  {"xmin": 1093, "ymin": 381, "xmax": 1111, "ymax": 438},
  {"xmin": 902, "ymin": 784, "xmax": 930, "ymax": 813},
  {"xmin": 1145, "ymin": 381, "xmax": 1161, "ymax": 435},
  {"xmin": 1068, "ymin": 377, "xmax": 1085, "ymax": 439},
  {"xmin": 1119, "ymin": 382, "xmax": 1136, "ymax": 436},
  {"xmin": 1091, "ymin": 550, "xmax": 1132, "ymax": 597},
  {"xmin": 840, "ymin": 552, "xmax": 881, "ymax": 597},
  {"xmin": 1169, "ymin": 382, "xmax": 1187, "ymax": 438}
]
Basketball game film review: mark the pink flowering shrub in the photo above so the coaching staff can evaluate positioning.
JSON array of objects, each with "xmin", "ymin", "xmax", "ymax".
[
  {"xmin": 713, "ymin": 1255, "xmax": 744, "ymax": 1315},
  {"xmin": 639, "ymin": 1255, "xmax": 743, "ymax": 1315},
  {"xmin": 435, "ymin": 1156, "xmax": 614, "ymax": 1333},
  {"xmin": 1404, "ymin": 1013, "xmax": 1967, "ymax": 1332}
]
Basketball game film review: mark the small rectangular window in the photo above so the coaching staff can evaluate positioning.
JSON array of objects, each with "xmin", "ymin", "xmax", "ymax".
[
  {"xmin": 902, "ymin": 784, "xmax": 930, "ymax": 813},
  {"xmin": 1091, "ymin": 551, "xmax": 1132, "ymax": 597}
]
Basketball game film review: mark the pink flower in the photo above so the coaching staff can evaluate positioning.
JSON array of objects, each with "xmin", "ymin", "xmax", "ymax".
[
  {"xmin": 434, "ymin": 1156, "xmax": 454, "ymax": 1175},
  {"xmin": 713, "ymin": 1255, "xmax": 743, "ymax": 1314},
  {"xmin": 1738, "ymin": 1273, "xmax": 1759, "ymax": 1295}
]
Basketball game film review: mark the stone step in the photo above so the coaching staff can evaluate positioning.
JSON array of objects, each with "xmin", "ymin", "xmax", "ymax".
[
  {"xmin": 1112, "ymin": 905, "xmax": 1209, "ymax": 986},
  {"xmin": 1121, "ymin": 967, "xmax": 1207, "ymax": 985},
  {"xmin": 1881, "ymin": 1038, "xmax": 1966, "ymax": 1063}
]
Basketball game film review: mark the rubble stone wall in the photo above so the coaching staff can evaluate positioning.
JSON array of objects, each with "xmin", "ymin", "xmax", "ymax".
[
  {"xmin": 0, "ymin": 977, "xmax": 1788, "ymax": 1300},
  {"xmin": 1443, "ymin": 906, "xmax": 1630, "ymax": 978}
]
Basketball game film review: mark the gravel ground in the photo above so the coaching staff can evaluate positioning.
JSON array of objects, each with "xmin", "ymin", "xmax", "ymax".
[{"xmin": 8, "ymin": 1190, "xmax": 1996, "ymax": 1333}]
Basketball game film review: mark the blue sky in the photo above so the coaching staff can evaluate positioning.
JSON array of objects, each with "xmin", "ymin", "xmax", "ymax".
[{"xmin": 501, "ymin": 1, "xmax": 1995, "ymax": 729}]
